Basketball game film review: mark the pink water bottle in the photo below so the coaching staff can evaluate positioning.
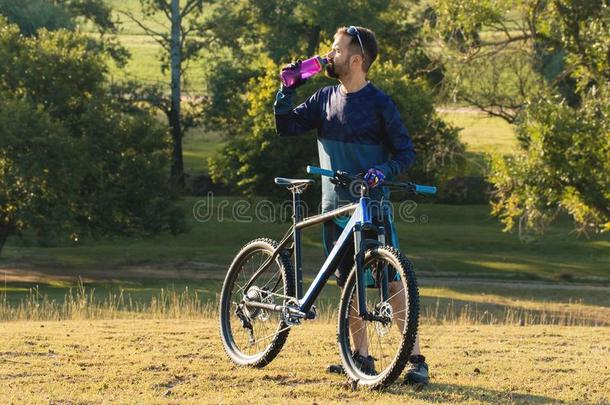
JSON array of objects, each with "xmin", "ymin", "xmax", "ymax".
[{"xmin": 280, "ymin": 55, "xmax": 328, "ymax": 88}]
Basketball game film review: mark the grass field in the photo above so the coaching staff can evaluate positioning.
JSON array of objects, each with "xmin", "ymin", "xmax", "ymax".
[
  {"xmin": 439, "ymin": 111, "xmax": 518, "ymax": 155},
  {"xmin": 3, "ymin": 278, "xmax": 609, "ymax": 326},
  {"xmin": 3, "ymin": 199, "xmax": 608, "ymax": 282},
  {"xmin": 183, "ymin": 130, "xmax": 224, "ymax": 174},
  {"xmin": 0, "ymin": 318, "xmax": 608, "ymax": 403},
  {"xmin": 101, "ymin": 0, "xmax": 216, "ymax": 92}
]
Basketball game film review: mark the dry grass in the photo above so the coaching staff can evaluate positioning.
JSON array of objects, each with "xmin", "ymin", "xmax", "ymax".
[
  {"xmin": 0, "ymin": 284, "xmax": 217, "ymax": 322},
  {"xmin": 0, "ymin": 318, "xmax": 608, "ymax": 404},
  {"xmin": 2, "ymin": 284, "xmax": 608, "ymax": 327}
]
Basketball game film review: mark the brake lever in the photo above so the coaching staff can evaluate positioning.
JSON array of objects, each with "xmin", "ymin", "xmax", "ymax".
[
  {"xmin": 330, "ymin": 171, "xmax": 356, "ymax": 188},
  {"xmin": 382, "ymin": 180, "xmax": 417, "ymax": 194}
]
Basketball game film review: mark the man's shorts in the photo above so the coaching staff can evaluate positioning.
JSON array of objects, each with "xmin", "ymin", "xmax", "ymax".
[{"xmin": 322, "ymin": 214, "xmax": 401, "ymax": 288}]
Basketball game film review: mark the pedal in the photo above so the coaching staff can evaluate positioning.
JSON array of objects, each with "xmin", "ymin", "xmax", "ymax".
[
  {"xmin": 284, "ymin": 316, "xmax": 301, "ymax": 326},
  {"xmin": 283, "ymin": 300, "xmax": 303, "ymax": 326}
]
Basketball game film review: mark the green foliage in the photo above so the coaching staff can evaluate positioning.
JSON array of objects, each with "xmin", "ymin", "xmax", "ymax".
[
  {"xmin": 0, "ymin": 20, "xmax": 184, "ymax": 252},
  {"xmin": 0, "ymin": 0, "xmax": 74, "ymax": 36},
  {"xmin": 0, "ymin": 0, "xmax": 128, "ymax": 67},
  {"xmin": 0, "ymin": 0, "xmax": 117, "ymax": 35},
  {"xmin": 237, "ymin": 0, "xmax": 398, "ymax": 62},
  {"xmin": 490, "ymin": 87, "xmax": 610, "ymax": 237},
  {"xmin": 198, "ymin": 51, "xmax": 256, "ymax": 136},
  {"xmin": 207, "ymin": 57, "xmax": 319, "ymax": 202},
  {"xmin": 429, "ymin": 0, "xmax": 610, "ymax": 236}
]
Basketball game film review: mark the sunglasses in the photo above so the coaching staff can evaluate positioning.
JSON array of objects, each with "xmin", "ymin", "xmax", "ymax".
[{"xmin": 347, "ymin": 26, "xmax": 365, "ymax": 57}]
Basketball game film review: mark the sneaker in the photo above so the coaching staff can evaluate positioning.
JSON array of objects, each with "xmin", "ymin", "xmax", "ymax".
[
  {"xmin": 327, "ymin": 351, "xmax": 377, "ymax": 375},
  {"xmin": 327, "ymin": 363, "xmax": 344, "ymax": 374},
  {"xmin": 354, "ymin": 352, "xmax": 377, "ymax": 375},
  {"xmin": 403, "ymin": 355, "xmax": 429, "ymax": 385}
]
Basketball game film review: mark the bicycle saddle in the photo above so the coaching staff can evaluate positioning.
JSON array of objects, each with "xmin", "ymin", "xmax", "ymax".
[{"xmin": 274, "ymin": 177, "xmax": 315, "ymax": 190}]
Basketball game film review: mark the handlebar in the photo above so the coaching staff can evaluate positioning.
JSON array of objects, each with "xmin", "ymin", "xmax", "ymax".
[
  {"xmin": 306, "ymin": 166, "xmax": 335, "ymax": 177},
  {"xmin": 306, "ymin": 165, "xmax": 437, "ymax": 195}
]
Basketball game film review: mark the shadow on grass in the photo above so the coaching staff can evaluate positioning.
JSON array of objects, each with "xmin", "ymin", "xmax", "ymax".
[{"xmin": 385, "ymin": 382, "xmax": 561, "ymax": 404}]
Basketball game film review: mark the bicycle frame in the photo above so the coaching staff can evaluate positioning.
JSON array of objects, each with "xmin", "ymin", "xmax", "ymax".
[{"xmin": 242, "ymin": 191, "xmax": 390, "ymax": 319}]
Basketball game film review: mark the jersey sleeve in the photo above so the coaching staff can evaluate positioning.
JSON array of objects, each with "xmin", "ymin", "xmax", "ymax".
[{"xmin": 274, "ymin": 86, "xmax": 322, "ymax": 137}]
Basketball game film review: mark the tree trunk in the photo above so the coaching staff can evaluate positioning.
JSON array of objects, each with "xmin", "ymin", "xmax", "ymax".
[
  {"xmin": 169, "ymin": 0, "xmax": 185, "ymax": 189},
  {"xmin": 0, "ymin": 220, "xmax": 12, "ymax": 257},
  {"xmin": 307, "ymin": 25, "xmax": 321, "ymax": 57}
]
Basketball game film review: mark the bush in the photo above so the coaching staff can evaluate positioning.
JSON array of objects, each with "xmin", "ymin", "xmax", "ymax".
[
  {"xmin": 208, "ymin": 57, "xmax": 320, "ymax": 204},
  {"xmin": 489, "ymin": 87, "xmax": 610, "ymax": 237},
  {"xmin": 0, "ymin": 21, "xmax": 184, "ymax": 253}
]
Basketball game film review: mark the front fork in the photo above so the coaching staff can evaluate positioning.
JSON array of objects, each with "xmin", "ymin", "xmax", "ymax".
[{"xmin": 353, "ymin": 223, "xmax": 390, "ymax": 318}]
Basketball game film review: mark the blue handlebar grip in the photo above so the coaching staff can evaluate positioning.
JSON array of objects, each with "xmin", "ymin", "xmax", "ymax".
[
  {"xmin": 415, "ymin": 185, "xmax": 437, "ymax": 195},
  {"xmin": 307, "ymin": 165, "xmax": 335, "ymax": 177}
]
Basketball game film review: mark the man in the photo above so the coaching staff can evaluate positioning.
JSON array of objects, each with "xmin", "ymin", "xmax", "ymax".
[{"xmin": 273, "ymin": 26, "xmax": 429, "ymax": 385}]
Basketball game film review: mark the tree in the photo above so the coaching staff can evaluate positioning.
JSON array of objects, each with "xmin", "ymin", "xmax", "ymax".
[
  {"xmin": 489, "ymin": 86, "xmax": 610, "ymax": 238},
  {"xmin": 119, "ymin": 0, "xmax": 234, "ymax": 189},
  {"xmin": 0, "ymin": 20, "xmax": 184, "ymax": 255},
  {"xmin": 425, "ymin": 0, "xmax": 608, "ymax": 123},
  {"xmin": 0, "ymin": 0, "xmax": 74, "ymax": 35},
  {"xmin": 0, "ymin": 0, "xmax": 128, "ymax": 65},
  {"xmin": 428, "ymin": 0, "xmax": 610, "ymax": 236}
]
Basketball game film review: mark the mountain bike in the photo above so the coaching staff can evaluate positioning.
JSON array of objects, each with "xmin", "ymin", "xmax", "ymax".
[{"xmin": 219, "ymin": 166, "xmax": 436, "ymax": 389}]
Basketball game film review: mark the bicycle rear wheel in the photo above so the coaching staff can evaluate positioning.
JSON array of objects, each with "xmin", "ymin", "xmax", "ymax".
[
  {"xmin": 219, "ymin": 238, "xmax": 294, "ymax": 367},
  {"xmin": 337, "ymin": 246, "xmax": 419, "ymax": 389}
]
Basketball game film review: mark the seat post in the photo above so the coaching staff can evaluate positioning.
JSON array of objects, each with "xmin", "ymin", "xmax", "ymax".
[{"xmin": 292, "ymin": 189, "xmax": 303, "ymax": 299}]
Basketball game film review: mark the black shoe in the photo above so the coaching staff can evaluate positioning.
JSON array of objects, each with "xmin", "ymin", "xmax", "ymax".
[
  {"xmin": 327, "ymin": 351, "xmax": 377, "ymax": 375},
  {"xmin": 353, "ymin": 352, "xmax": 377, "ymax": 375},
  {"xmin": 327, "ymin": 363, "xmax": 345, "ymax": 374},
  {"xmin": 403, "ymin": 355, "xmax": 429, "ymax": 385}
]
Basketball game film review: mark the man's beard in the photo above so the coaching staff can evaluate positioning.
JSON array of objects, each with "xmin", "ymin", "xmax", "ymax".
[
  {"xmin": 325, "ymin": 59, "xmax": 347, "ymax": 79},
  {"xmin": 325, "ymin": 62, "xmax": 339, "ymax": 78}
]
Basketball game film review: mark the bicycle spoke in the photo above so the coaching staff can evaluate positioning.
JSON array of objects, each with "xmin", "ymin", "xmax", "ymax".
[
  {"xmin": 225, "ymin": 246, "xmax": 291, "ymax": 358},
  {"xmin": 253, "ymin": 324, "xmax": 293, "ymax": 345},
  {"xmin": 384, "ymin": 287, "xmax": 405, "ymax": 304},
  {"xmin": 234, "ymin": 282, "xmax": 246, "ymax": 295}
]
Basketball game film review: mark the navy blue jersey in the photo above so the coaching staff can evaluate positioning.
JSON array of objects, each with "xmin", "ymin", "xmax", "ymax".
[{"xmin": 274, "ymin": 83, "xmax": 415, "ymax": 213}]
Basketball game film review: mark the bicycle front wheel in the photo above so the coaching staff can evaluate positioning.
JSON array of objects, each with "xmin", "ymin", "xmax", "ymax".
[
  {"xmin": 337, "ymin": 246, "xmax": 419, "ymax": 389},
  {"xmin": 219, "ymin": 238, "xmax": 294, "ymax": 367}
]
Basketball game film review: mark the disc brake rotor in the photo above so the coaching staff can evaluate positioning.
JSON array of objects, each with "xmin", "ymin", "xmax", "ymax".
[
  {"xmin": 243, "ymin": 286, "xmax": 274, "ymax": 321},
  {"xmin": 374, "ymin": 302, "xmax": 393, "ymax": 336},
  {"xmin": 257, "ymin": 289, "xmax": 273, "ymax": 321}
]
